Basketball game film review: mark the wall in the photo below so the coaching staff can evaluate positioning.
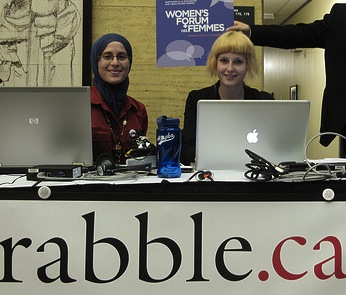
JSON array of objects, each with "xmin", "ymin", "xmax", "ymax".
[
  {"xmin": 263, "ymin": 0, "xmax": 346, "ymax": 159},
  {"xmin": 91, "ymin": 0, "xmax": 264, "ymax": 143}
]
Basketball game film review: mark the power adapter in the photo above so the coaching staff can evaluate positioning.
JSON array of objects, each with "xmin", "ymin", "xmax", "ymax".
[{"xmin": 26, "ymin": 165, "xmax": 82, "ymax": 181}]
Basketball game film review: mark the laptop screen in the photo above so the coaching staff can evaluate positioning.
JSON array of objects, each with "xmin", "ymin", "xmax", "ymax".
[
  {"xmin": 0, "ymin": 87, "xmax": 93, "ymax": 167},
  {"xmin": 195, "ymin": 100, "xmax": 310, "ymax": 171}
]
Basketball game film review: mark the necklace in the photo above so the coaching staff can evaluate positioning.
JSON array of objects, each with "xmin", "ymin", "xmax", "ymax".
[{"xmin": 103, "ymin": 111, "xmax": 127, "ymax": 164}]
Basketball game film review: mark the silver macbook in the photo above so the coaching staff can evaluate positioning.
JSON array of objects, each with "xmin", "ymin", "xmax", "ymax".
[
  {"xmin": 0, "ymin": 87, "xmax": 93, "ymax": 170},
  {"xmin": 195, "ymin": 100, "xmax": 310, "ymax": 171}
]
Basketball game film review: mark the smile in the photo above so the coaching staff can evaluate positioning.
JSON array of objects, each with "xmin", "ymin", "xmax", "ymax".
[
  {"xmin": 109, "ymin": 69, "xmax": 122, "ymax": 75},
  {"xmin": 225, "ymin": 74, "xmax": 236, "ymax": 79}
]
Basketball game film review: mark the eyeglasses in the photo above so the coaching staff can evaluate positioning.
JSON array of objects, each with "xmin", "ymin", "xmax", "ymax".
[{"xmin": 98, "ymin": 53, "xmax": 129, "ymax": 62}]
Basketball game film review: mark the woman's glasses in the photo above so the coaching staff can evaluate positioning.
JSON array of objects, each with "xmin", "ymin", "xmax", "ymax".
[{"xmin": 98, "ymin": 53, "xmax": 129, "ymax": 62}]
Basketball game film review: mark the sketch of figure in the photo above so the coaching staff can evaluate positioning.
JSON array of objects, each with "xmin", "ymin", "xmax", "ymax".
[{"xmin": 0, "ymin": 0, "xmax": 82, "ymax": 86}]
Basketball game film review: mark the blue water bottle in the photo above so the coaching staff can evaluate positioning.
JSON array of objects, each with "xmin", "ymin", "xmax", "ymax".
[{"xmin": 156, "ymin": 116, "xmax": 182, "ymax": 178}]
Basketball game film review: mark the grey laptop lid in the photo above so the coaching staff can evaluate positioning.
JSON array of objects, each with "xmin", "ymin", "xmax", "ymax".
[
  {"xmin": 0, "ymin": 87, "xmax": 93, "ymax": 167},
  {"xmin": 195, "ymin": 100, "xmax": 310, "ymax": 171}
]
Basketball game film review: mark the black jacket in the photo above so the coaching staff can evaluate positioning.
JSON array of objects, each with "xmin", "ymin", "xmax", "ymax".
[
  {"xmin": 250, "ymin": 4, "xmax": 346, "ymax": 147},
  {"xmin": 180, "ymin": 81, "xmax": 274, "ymax": 165}
]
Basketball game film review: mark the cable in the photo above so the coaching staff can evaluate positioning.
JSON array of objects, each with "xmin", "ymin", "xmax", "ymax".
[
  {"xmin": 244, "ymin": 149, "xmax": 336, "ymax": 182},
  {"xmin": 197, "ymin": 171, "xmax": 214, "ymax": 181},
  {"xmin": 185, "ymin": 170, "xmax": 214, "ymax": 182},
  {"xmin": 244, "ymin": 132, "xmax": 346, "ymax": 182},
  {"xmin": 35, "ymin": 170, "xmax": 140, "ymax": 182},
  {"xmin": 124, "ymin": 136, "xmax": 156, "ymax": 160},
  {"xmin": 304, "ymin": 132, "xmax": 346, "ymax": 178},
  {"xmin": 273, "ymin": 170, "xmax": 332, "ymax": 182},
  {"xmin": 244, "ymin": 149, "xmax": 288, "ymax": 181},
  {"xmin": 0, "ymin": 175, "xmax": 26, "ymax": 186}
]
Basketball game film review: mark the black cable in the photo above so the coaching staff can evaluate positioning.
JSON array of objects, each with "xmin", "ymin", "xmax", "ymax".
[
  {"xmin": 0, "ymin": 175, "xmax": 26, "ymax": 186},
  {"xmin": 244, "ymin": 149, "xmax": 288, "ymax": 182}
]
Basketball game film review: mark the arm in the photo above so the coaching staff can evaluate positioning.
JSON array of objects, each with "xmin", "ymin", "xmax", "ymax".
[
  {"xmin": 141, "ymin": 107, "xmax": 149, "ymax": 136},
  {"xmin": 228, "ymin": 5, "xmax": 335, "ymax": 50},
  {"xmin": 249, "ymin": 20, "xmax": 329, "ymax": 49},
  {"xmin": 181, "ymin": 91, "xmax": 198, "ymax": 166}
]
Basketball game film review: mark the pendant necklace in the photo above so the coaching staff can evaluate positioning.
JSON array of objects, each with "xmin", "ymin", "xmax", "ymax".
[{"xmin": 103, "ymin": 111, "xmax": 127, "ymax": 165}]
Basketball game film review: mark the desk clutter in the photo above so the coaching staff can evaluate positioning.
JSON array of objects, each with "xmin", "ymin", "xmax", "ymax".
[
  {"xmin": 243, "ymin": 149, "xmax": 341, "ymax": 182},
  {"xmin": 1, "ymin": 152, "xmax": 345, "ymax": 187},
  {"xmin": 2, "ymin": 91, "xmax": 342, "ymax": 184},
  {"xmin": 1, "ymin": 126, "xmax": 346, "ymax": 185}
]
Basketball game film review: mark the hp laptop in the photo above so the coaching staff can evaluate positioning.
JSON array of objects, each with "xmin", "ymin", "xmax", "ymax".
[
  {"xmin": 195, "ymin": 100, "xmax": 310, "ymax": 171},
  {"xmin": 0, "ymin": 87, "xmax": 93, "ymax": 173}
]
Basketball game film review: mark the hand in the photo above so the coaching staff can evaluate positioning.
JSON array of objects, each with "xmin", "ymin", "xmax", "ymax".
[{"xmin": 226, "ymin": 21, "xmax": 251, "ymax": 37}]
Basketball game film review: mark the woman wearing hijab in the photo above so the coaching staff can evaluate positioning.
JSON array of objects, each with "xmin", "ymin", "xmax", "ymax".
[{"xmin": 90, "ymin": 33, "xmax": 148, "ymax": 165}]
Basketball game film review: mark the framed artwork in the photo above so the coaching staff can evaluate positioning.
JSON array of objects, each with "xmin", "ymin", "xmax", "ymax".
[
  {"xmin": 290, "ymin": 84, "xmax": 298, "ymax": 100},
  {"xmin": 0, "ymin": 0, "xmax": 92, "ymax": 87}
]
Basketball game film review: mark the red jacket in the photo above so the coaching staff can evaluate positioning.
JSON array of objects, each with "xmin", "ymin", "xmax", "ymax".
[{"xmin": 91, "ymin": 85, "xmax": 148, "ymax": 163}]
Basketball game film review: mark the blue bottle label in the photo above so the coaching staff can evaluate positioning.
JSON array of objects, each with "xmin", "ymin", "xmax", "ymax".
[{"xmin": 157, "ymin": 132, "xmax": 176, "ymax": 146}]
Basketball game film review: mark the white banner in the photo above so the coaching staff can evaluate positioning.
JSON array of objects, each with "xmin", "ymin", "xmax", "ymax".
[{"xmin": 0, "ymin": 200, "xmax": 345, "ymax": 294}]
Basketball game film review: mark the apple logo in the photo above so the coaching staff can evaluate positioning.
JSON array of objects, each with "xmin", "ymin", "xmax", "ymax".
[{"xmin": 247, "ymin": 129, "xmax": 259, "ymax": 143}]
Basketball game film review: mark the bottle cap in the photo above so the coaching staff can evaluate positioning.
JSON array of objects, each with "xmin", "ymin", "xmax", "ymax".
[{"xmin": 157, "ymin": 116, "xmax": 180, "ymax": 128}]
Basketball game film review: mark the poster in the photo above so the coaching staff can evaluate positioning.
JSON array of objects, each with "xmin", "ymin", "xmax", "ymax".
[{"xmin": 156, "ymin": 0, "xmax": 234, "ymax": 67}]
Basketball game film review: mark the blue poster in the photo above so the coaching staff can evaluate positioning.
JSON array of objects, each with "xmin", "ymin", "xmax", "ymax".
[{"xmin": 156, "ymin": 0, "xmax": 234, "ymax": 67}]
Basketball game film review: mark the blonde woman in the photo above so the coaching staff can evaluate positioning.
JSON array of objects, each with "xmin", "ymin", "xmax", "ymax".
[{"xmin": 181, "ymin": 31, "xmax": 274, "ymax": 165}]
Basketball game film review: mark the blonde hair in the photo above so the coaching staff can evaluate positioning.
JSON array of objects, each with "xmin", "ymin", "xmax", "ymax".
[{"xmin": 206, "ymin": 31, "xmax": 258, "ymax": 78}]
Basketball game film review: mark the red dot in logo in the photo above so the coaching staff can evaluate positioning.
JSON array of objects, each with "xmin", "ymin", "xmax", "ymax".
[{"xmin": 258, "ymin": 270, "xmax": 269, "ymax": 281}]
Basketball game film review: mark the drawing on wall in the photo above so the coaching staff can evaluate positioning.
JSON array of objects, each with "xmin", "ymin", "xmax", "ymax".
[{"xmin": 0, "ymin": 0, "xmax": 83, "ymax": 87}]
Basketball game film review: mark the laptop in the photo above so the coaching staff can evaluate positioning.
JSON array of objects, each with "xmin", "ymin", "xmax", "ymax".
[
  {"xmin": 195, "ymin": 100, "xmax": 310, "ymax": 171},
  {"xmin": 0, "ymin": 87, "xmax": 93, "ymax": 173}
]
